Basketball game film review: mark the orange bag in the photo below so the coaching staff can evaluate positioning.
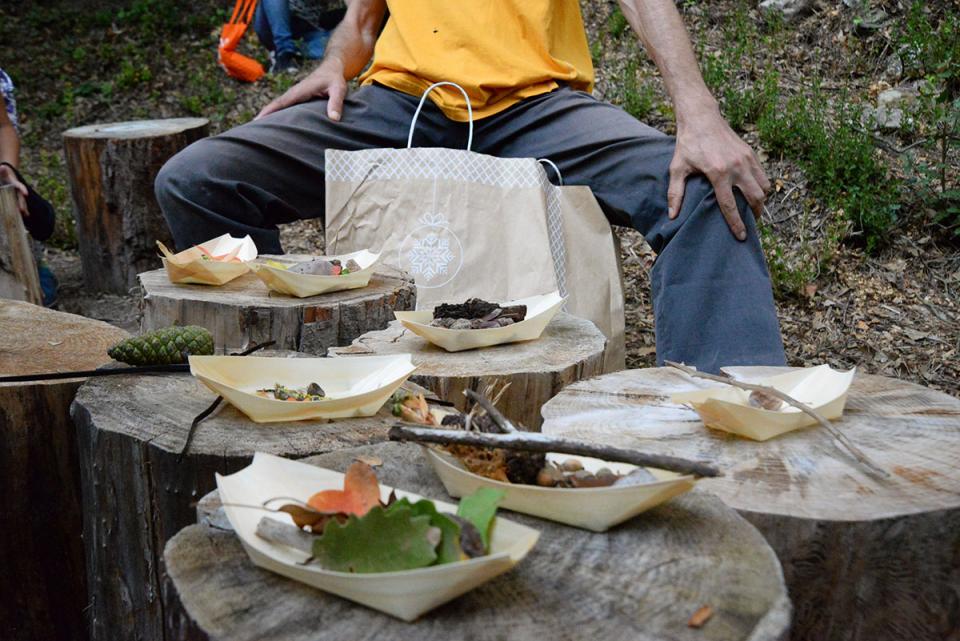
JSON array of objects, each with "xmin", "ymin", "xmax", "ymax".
[{"xmin": 218, "ymin": 0, "xmax": 265, "ymax": 82}]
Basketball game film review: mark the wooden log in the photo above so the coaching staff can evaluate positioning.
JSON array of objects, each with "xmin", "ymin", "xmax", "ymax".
[
  {"xmin": 63, "ymin": 118, "xmax": 209, "ymax": 294},
  {"xmin": 0, "ymin": 185, "xmax": 42, "ymax": 304},
  {"xmin": 540, "ymin": 366, "xmax": 960, "ymax": 641},
  {"xmin": 330, "ymin": 313, "xmax": 606, "ymax": 430},
  {"xmin": 71, "ymin": 367, "xmax": 430, "ymax": 641},
  {"xmin": 166, "ymin": 441, "xmax": 791, "ymax": 641},
  {"xmin": 0, "ymin": 301, "xmax": 128, "ymax": 641},
  {"xmin": 139, "ymin": 265, "xmax": 415, "ymax": 354}
]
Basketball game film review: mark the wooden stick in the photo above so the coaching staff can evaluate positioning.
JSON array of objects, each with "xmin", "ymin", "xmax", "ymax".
[
  {"xmin": 256, "ymin": 517, "xmax": 316, "ymax": 555},
  {"xmin": 463, "ymin": 388, "xmax": 517, "ymax": 433},
  {"xmin": 665, "ymin": 361, "xmax": 888, "ymax": 478},
  {"xmin": 388, "ymin": 424, "xmax": 721, "ymax": 478},
  {"xmin": 0, "ymin": 363, "xmax": 189, "ymax": 383}
]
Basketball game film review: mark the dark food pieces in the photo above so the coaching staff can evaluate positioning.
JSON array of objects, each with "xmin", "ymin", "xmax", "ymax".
[
  {"xmin": 430, "ymin": 298, "xmax": 527, "ymax": 329},
  {"xmin": 256, "ymin": 382, "xmax": 326, "ymax": 402},
  {"xmin": 289, "ymin": 258, "xmax": 363, "ymax": 276}
]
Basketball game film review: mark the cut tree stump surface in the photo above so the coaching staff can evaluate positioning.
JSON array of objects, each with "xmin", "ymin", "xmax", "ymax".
[
  {"xmin": 140, "ymin": 264, "xmax": 415, "ymax": 354},
  {"xmin": 0, "ymin": 301, "xmax": 129, "ymax": 641},
  {"xmin": 165, "ymin": 441, "xmax": 791, "ymax": 641},
  {"xmin": 330, "ymin": 313, "xmax": 606, "ymax": 430},
  {"xmin": 71, "ymin": 363, "xmax": 428, "ymax": 641},
  {"xmin": 540, "ymin": 366, "xmax": 960, "ymax": 641},
  {"xmin": 63, "ymin": 118, "xmax": 209, "ymax": 294}
]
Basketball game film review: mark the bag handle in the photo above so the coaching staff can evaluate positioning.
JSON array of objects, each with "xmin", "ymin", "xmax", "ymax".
[
  {"xmin": 537, "ymin": 158, "xmax": 564, "ymax": 186},
  {"xmin": 228, "ymin": 0, "xmax": 257, "ymax": 25},
  {"xmin": 407, "ymin": 82, "xmax": 474, "ymax": 151}
]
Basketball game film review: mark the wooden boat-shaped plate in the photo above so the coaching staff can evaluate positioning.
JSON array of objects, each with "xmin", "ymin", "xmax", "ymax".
[
  {"xmin": 424, "ymin": 447, "xmax": 695, "ymax": 532},
  {"xmin": 250, "ymin": 249, "xmax": 380, "ymax": 298},
  {"xmin": 394, "ymin": 291, "xmax": 564, "ymax": 352},
  {"xmin": 217, "ymin": 452, "xmax": 540, "ymax": 621},
  {"xmin": 159, "ymin": 233, "xmax": 257, "ymax": 285},
  {"xmin": 189, "ymin": 354, "xmax": 416, "ymax": 423},
  {"xmin": 671, "ymin": 364, "xmax": 856, "ymax": 441}
]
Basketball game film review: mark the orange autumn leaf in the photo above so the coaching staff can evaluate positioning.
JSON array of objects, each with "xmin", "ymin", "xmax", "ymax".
[{"xmin": 307, "ymin": 461, "xmax": 381, "ymax": 516}]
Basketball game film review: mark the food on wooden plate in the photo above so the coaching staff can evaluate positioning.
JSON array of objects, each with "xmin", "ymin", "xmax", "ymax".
[
  {"xmin": 284, "ymin": 257, "xmax": 363, "ymax": 276},
  {"xmin": 255, "ymin": 382, "xmax": 326, "ymax": 402},
  {"xmin": 255, "ymin": 460, "xmax": 505, "ymax": 573},
  {"xmin": 108, "ymin": 325, "xmax": 214, "ymax": 365},
  {"xmin": 429, "ymin": 298, "xmax": 527, "ymax": 329}
]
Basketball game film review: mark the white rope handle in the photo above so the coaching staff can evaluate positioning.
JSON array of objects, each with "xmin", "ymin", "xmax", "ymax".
[
  {"xmin": 537, "ymin": 158, "xmax": 564, "ymax": 186},
  {"xmin": 407, "ymin": 81, "xmax": 474, "ymax": 151}
]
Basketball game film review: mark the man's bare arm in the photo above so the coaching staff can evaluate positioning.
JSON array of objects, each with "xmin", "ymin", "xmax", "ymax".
[
  {"xmin": 257, "ymin": 0, "xmax": 387, "ymax": 121},
  {"xmin": 617, "ymin": 0, "xmax": 770, "ymax": 240}
]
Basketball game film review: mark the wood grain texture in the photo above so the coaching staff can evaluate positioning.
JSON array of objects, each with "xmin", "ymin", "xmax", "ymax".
[
  {"xmin": 330, "ymin": 313, "xmax": 606, "ymax": 430},
  {"xmin": 71, "ymin": 367, "xmax": 428, "ymax": 641},
  {"xmin": 540, "ymin": 366, "xmax": 960, "ymax": 641},
  {"xmin": 140, "ymin": 265, "xmax": 415, "ymax": 354},
  {"xmin": 0, "ymin": 301, "xmax": 128, "ymax": 641},
  {"xmin": 166, "ymin": 441, "xmax": 791, "ymax": 641},
  {"xmin": 0, "ymin": 185, "xmax": 42, "ymax": 304},
  {"xmin": 63, "ymin": 118, "xmax": 209, "ymax": 294}
]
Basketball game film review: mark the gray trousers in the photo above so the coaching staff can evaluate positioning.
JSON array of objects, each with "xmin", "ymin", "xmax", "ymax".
[{"xmin": 156, "ymin": 84, "xmax": 786, "ymax": 372}]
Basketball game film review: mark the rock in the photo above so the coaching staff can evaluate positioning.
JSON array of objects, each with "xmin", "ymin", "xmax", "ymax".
[
  {"xmin": 884, "ymin": 54, "xmax": 904, "ymax": 81},
  {"xmin": 864, "ymin": 87, "xmax": 918, "ymax": 131},
  {"xmin": 759, "ymin": 0, "xmax": 813, "ymax": 21}
]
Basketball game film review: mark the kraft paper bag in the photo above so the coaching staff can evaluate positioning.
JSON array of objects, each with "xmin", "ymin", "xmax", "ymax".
[{"xmin": 324, "ymin": 83, "xmax": 626, "ymax": 372}]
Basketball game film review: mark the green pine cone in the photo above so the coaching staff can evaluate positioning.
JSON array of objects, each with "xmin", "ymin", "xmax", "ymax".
[{"xmin": 108, "ymin": 325, "xmax": 215, "ymax": 366}]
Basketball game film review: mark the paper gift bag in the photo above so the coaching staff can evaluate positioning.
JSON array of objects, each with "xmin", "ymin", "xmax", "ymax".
[{"xmin": 325, "ymin": 83, "xmax": 625, "ymax": 371}]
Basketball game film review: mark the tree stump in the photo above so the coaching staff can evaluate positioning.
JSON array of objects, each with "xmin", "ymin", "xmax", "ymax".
[
  {"xmin": 165, "ymin": 441, "xmax": 791, "ymax": 641},
  {"xmin": 0, "ymin": 301, "xmax": 128, "ymax": 641},
  {"xmin": 139, "ymin": 265, "xmax": 415, "ymax": 354},
  {"xmin": 63, "ymin": 118, "xmax": 209, "ymax": 294},
  {"xmin": 71, "ymin": 368, "xmax": 430, "ymax": 641},
  {"xmin": 0, "ymin": 185, "xmax": 42, "ymax": 305},
  {"xmin": 330, "ymin": 313, "xmax": 606, "ymax": 430},
  {"xmin": 540, "ymin": 366, "xmax": 960, "ymax": 641}
]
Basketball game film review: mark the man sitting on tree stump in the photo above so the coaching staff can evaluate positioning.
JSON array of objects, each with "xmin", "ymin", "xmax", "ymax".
[{"xmin": 156, "ymin": 0, "xmax": 786, "ymax": 373}]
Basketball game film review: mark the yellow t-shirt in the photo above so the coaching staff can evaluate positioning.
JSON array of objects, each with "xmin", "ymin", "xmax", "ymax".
[{"xmin": 359, "ymin": 0, "xmax": 595, "ymax": 121}]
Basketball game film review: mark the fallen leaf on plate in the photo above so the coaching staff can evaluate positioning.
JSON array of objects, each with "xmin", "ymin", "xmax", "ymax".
[
  {"xmin": 688, "ymin": 604, "xmax": 713, "ymax": 628},
  {"xmin": 307, "ymin": 461, "xmax": 381, "ymax": 516}
]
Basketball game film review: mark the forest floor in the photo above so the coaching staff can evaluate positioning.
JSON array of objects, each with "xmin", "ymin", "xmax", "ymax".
[{"xmin": 2, "ymin": 0, "xmax": 957, "ymax": 395}]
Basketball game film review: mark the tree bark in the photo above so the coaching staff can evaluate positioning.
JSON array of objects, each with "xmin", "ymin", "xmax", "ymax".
[
  {"xmin": 331, "ymin": 313, "xmax": 606, "ymax": 430},
  {"xmin": 166, "ymin": 441, "xmax": 791, "ymax": 641},
  {"xmin": 139, "ymin": 265, "xmax": 415, "ymax": 354},
  {"xmin": 541, "ymin": 366, "xmax": 960, "ymax": 641},
  {"xmin": 71, "ymin": 366, "xmax": 431, "ymax": 641},
  {"xmin": 63, "ymin": 118, "xmax": 209, "ymax": 294},
  {"xmin": 0, "ymin": 301, "xmax": 128, "ymax": 641},
  {"xmin": 0, "ymin": 185, "xmax": 42, "ymax": 305}
]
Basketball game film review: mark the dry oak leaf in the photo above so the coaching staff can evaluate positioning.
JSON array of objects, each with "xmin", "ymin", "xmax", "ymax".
[
  {"xmin": 307, "ymin": 461, "xmax": 381, "ymax": 516},
  {"xmin": 688, "ymin": 604, "xmax": 713, "ymax": 628}
]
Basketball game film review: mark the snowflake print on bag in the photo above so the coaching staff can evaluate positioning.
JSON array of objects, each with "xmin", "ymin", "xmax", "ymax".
[{"xmin": 399, "ymin": 213, "xmax": 464, "ymax": 289}]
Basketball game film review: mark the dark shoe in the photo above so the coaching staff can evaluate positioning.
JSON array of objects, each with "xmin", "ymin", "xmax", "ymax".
[{"xmin": 269, "ymin": 50, "xmax": 301, "ymax": 74}]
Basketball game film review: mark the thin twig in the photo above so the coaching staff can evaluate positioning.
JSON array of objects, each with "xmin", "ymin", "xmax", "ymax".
[
  {"xmin": 388, "ymin": 424, "xmax": 721, "ymax": 478},
  {"xmin": 464, "ymin": 388, "xmax": 518, "ymax": 433},
  {"xmin": 665, "ymin": 361, "xmax": 888, "ymax": 478},
  {"xmin": 178, "ymin": 340, "xmax": 276, "ymax": 459}
]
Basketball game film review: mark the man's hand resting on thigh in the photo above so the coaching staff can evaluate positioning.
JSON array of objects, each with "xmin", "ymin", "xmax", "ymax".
[
  {"xmin": 617, "ymin": 0, "xmax": 771, "ymax": 240},
  {"xmin": 669, "ymin": 108, "xmax": 771, "ymax": 241},
  {"xmin": 256, "ymin": 0, "xmax": 387, "ymax": 121}
]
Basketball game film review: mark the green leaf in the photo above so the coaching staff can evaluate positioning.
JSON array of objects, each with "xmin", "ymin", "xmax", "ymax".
[
  {"xmin": 456, "ymin": 488, "xmax": 505, "ymax": 551},
  {"xmin": 405, "ymin": 499, "xmax": 463, "ymax": 565},
  {"xmin": 312, "ymin": 505, "xmax": 437, "ymax": 573}
]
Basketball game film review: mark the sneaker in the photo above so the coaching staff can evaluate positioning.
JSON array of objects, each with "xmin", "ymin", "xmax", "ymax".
[{"xmin": 269, "ymin": 50, "xmax": 301, "ymax": 74}]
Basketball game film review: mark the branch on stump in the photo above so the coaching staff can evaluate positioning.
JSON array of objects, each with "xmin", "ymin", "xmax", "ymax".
[
  {"xmin": 665, "ymin": 361, "xmax": 888, "ymax": 479},
  {"xmin": 388, "ymin": 424, "xmax": 721, "ymax": 478}
]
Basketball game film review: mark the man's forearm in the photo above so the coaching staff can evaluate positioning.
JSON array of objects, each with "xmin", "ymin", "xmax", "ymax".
[
  {"xmin": 0, "ymin": 126, "xmax": 19, "ymax": 168},
  {"xmin": 321, "ymin": 0, "xmax": 386, "ymax": 80},
  {"xmin": 616, "ymin": 0, "xmax": 720, "ymax": 127}
]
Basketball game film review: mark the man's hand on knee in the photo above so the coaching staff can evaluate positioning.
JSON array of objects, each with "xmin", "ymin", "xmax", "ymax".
[
  {"xmin": 257, "ymin": 62, "xmax": 347, "ymax": 121},
  {"xmin": 667, "ymin": 113, "xmax": 772, "ymax": 241}
]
